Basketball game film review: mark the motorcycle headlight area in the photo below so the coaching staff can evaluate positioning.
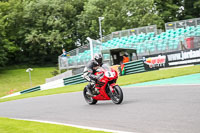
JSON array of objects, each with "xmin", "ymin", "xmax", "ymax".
[{"xmin": 105, "ymin": 71, "xmax": 115, "ymax": 78}]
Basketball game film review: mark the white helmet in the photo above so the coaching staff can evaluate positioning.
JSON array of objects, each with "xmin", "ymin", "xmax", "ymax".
[{"xmin": 94, "ymin": 54, "xmax": 103, "ymax": 65}]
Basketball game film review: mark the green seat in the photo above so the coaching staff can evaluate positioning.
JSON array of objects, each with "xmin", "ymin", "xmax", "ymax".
[
  {"xmin": 161, "ymin": 32, "xmax": 167, "ymax": 36},
  {"xmin": 188, "ymin": 31, "xmax": 195, "ymax": 37},
  {"xmin": 196, "ymin": 28, "xmax": 200, "ymax": 32},
  {"xmin": 177, "ymin": 28, "xmax": 184, "ymax": 32},
  {"xmin": 161, "ymin": 36, "xmax": 166, "ymax": 40},
  {"xmin": 168, "ymin": 41, "xmax": 179, "ymax": 50},
  {"xmin": 166, "ymin": 34, "xmax": 172, "ymax": 38},
  {"xmin": 121, "ymin": 37, "xmax": 128, "ymax": 41},
  {"xmin": 172, "ymin": 31, "xmax": 177, "ymax": 35},
  {"xmin": 146, "ymin": 43, "xmax": 155, "ymax": 52},
  {"xmin": 150, "ymin": 37, "xmax": 156, "ymax": 41},
  {"xmin": 128, "ymin": 44, "xmax": 133, "ymax": 48},
  {"xmin": 166, "ymin": 29, "xmax": 174, "ymax": 34},
  {"xmin": 136, "ymin": 46, "xmax": 145, "ymax": 54},
  {"xmin": 113, "ymin": 38, "xmax": 120, "ymax": 42},
  {"xmin": 195, "ymin": 31, "xmax": 200, "ymax": 36},
  {"xmin": 156, "ymin": 35, "xmax": 161, "ymax": 39},
  {"xmin": 103, "ymin": 54, "xmax": 110, "ymax": 60},
  {"xmin": 85, "ymin": 56, "xmax": 90, "ymax": 62},
  {"xmin": 186, "ymin": 26, "xmax": 195, "ymax": 31},
  {"xmin": 183, "ymin": 29, "xmax": 188, "ymax": 33},
  {"xmin": 196, "ymin": 25, "xmax": 200, "ymax": 31},
  {"xmin": 149, "ymin": 45, "xmax": 156, "ymax": 52},
  {"xmin": 102, "ymin": 43, "xmax": 107, "ymax": 47},
  {"xmin": 68, "ymin": 58, "xmax": 73, "ymax": 65},
  {"xmin": 107, "ymin": 40, "xmax": 112, "ymax": 44},
  {"xmin": 174, "ymin": 42, "xmax": 179, "ymax": 49},
  {"xmin": 157, "ymin": 43, "xmax": 167, "ymax": 51},
  {"xmin": 102, "ymin": 46, "xmax": 106, "ymax": 50},
  {"xmin": 157, "ymin": 44, "xmax": 163, "ymax": 51},
  {"xmin": 176, "ymin": 32, "xmax": 183, "ymax": 36},
  {"xmin": 172, "ymin": 34, "xmax": 178, "ymax": 38},
  {"xmin": 129, "ymin": 35, "xmax": 135, "ymax": 39},
  {"xmin": 149, "ymin": 32, "xmax": 155, "ymax": 37}
]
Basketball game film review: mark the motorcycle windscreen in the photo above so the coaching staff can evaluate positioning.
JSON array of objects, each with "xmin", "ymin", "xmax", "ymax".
[{"xmin": 101, "ymin": 64, "xmax": 111, "ymax": 71}]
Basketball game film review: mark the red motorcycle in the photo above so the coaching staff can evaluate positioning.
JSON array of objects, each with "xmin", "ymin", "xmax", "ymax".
[{"xmin": 83, "ymin": 64, "xmax": 123, "ymax": 105}]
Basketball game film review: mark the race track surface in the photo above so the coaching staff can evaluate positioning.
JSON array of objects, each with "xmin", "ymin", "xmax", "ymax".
[{"xmin": 0, "ymin": 85, "xmax": 200, "ymax": 133}]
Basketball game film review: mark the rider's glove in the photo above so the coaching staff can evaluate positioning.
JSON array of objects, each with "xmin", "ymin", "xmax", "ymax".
[
  {"xmin": 96, "ymin": 73, "xmax": 104, "ymax": 81},
  {"xmin": 89, "ymin": 72, "xmax": 104, "ymax": 82}
]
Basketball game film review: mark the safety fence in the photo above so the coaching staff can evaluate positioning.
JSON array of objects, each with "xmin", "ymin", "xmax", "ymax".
[
  {"xmin": 124, "ymin": 60, "xmax": 146, "ymax": 75},
  {"xmin": 103, "ymin": 25, "xmax": 157, "ymax": 42},
  {"xmin": 20, "ymin": 86, "xmax": 41, "ymax": 94},
  {"xmin": 165, "ymin": 18, "xmax": 200, "ymax": 30},
  {"xmin": 63, "ymin": 73, "xmax": 87, "ymax": 86},
  {"xmin": 58, "ymin": 25, "xmax": 157, "ymax": 70}
]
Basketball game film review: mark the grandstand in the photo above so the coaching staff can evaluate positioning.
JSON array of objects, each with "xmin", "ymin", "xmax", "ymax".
[{"xmin": 59, "ymin": 17, "xmax": 200, "ymax": 70}]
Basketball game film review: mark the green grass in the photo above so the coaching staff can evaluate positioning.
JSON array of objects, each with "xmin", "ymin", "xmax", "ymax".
[
  {"xmin": 0, "ymin": 67, "xmax": 55, "ymax": 97},
  {"xmin": 117, "ymin": 65, "xmax": 200, "ymax": 86},
  {"xmin": 0, "ymin": 83, "xmax": 88, "ymax": 103},
  {"xmin": 0, "ymin": 117, "xmax": 109, "ymax": 133},
  {"xmin": 1, "ymin": 65, "xmax": 200, "ymax": 103}
]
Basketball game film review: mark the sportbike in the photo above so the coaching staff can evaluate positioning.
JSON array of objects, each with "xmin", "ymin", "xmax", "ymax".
[{"xmin": 83, "ymin": 64, "xmax": 123, "ymax": 105}]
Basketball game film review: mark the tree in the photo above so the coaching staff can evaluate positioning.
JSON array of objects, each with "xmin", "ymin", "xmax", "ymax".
[
  {"xmin": 0, "ymin": 0, "xmax": 86, "ymax": 65},
  {"xmin": 0, "ymin": 42, "xmax": 8, "ymax": 67},
  {"xmin": 0, "ymin": 0, "xmax": 20, "ymax": 66},
  {"xmin": 2, "ymin": 0, "xmax": 198, "ymax": 67},
  {"xmin": 183, "ymin": 0, "xmax": 200, "ymax": 19},
  {"xmin": 77, "ymin": 0, "xmax": 158, "ymax": 42},
  {"xmin": 139, "ymin": 14, "xmax": 164, "ymax": 29},
  {"xmin": 154, "ymin": 0, "xmax": 183, "ymax": 24}
]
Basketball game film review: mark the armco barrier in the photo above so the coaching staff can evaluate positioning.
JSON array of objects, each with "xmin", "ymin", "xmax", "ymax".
[
  {"xmin": 40, "ymin": 79, "xmax": 64, "ymax": 90},
  {"xmin": 124, "ymin": 59, "xmax": 146, "ymax": 75},
  {"xmin": 20, "ymin": 86, "xmax": 41, "ymax": 94},
  {"xmin": 63, "ymin": 60, "xmax": 146, "ymax": 84},
  {"xmin": 63, "ymin": 73, "xmax": 87, "ymax": 86}
]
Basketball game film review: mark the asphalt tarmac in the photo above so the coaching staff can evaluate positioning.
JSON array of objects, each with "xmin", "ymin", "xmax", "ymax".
[{"xmin": 0, "ymin": 84, "xmax": 200, "ymax": 133}]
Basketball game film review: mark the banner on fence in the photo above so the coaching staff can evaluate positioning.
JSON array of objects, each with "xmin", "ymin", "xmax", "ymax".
[
  {"xmin": 143, "ymin": 48, "xmax": 200, "ymax": 70},
  {"xmin": 143, "ymin": 55, "xmax": 166, "ymax": 68}
]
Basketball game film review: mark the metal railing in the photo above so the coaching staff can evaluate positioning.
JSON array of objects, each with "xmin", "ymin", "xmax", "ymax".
[
  {"xmin": 58, "ymin": 40, "xmax": 102, "ymax": 70},
  {"xmin": 59, "ymin": 35, "xmax": 200, "ymax": 70},
  {"xmin": 165, "ymin": 17, "xmax": 200, "ymax": 30},
  {"xmin": 102, "ymin": 25, "xmax": 157, "ymax": 42},
  {"xmin": 124, "ymin": 60, "xmax": 146, "ymax": 75}
]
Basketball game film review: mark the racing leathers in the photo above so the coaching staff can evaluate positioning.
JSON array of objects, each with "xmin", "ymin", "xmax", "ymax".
[{"xmin": 83, "ymin": 60, "xmax": 102, "ymax": 95}]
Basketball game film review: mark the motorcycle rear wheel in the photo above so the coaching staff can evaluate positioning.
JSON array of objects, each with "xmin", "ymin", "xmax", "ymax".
[
  {"xmin": 83, "ymin": 87, "xmax": 97, "ymax": 105},
  {"xmin": 110, "ymin": 85, "xmax": 123, "ymax": 104}
]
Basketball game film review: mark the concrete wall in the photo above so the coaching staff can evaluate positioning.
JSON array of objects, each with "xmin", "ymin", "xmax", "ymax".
[{"xmin": 46, "ymin": 70, "xmax": 72, "ymax": 83}]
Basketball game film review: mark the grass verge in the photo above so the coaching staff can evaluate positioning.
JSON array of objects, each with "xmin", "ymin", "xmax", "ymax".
[
  {"xmin": 0, "ymin": 65, "xmax": 200, "ymax": 103},
  {"xmin": 0, "ymin": 67, "xmax": 55, "ymax": 97},
  {"xmin": 0, "ymin": 117, "xmax": 109, "ymax": 133}
]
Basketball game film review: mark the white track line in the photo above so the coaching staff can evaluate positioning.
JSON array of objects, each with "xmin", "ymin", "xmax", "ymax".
[{"xmin": 12, "ymin": 118, "xmax": 136, "ymax": 133}]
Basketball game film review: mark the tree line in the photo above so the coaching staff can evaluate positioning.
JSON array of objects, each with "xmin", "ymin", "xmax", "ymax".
[{"xmin": 0, "ymin": 0, "xmax": 199, "ymax": 67}]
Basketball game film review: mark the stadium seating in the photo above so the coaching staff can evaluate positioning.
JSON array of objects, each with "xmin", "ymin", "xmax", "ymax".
[{"xmin": 66, "ymin": 24, "xmax": 200, "ymax": 65}]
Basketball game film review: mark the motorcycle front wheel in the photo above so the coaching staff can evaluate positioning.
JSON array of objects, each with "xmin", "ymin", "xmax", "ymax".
[
  {"xmin": 110, "ymin": 85, "xmax": 123, "ymax": 104},
  {"xmin": 83, "ymin": 87, "xmax": 97, "ymax": 105}
]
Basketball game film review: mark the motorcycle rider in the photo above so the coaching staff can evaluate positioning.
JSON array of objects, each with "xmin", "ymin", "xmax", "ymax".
[{"xmin": 82, "ymin": 53, "xmax": 103, "ymax": 96}]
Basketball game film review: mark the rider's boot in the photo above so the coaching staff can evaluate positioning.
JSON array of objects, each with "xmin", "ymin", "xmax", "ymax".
[
  {"xmin": 90, "ymin": 82, "xmax": 99, "ymax": 95},
  {"xmin": 86, "ymin": 83, "xmax": 100, "ymax": 96},
  {"xmin": 93, "ymin": 88, "xmax": 100, "ymax": 95},
  {"xmin": 85, "ymin": 84, "xmax": 94, "ymax": 97}
]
